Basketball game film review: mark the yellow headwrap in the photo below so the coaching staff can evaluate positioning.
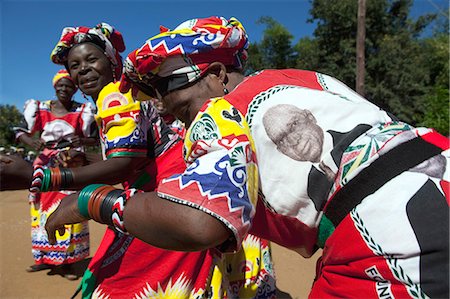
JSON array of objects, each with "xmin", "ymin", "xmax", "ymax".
[{"xmin": 52, "ymin": 69, "xmax": 76, "ymax": 89}]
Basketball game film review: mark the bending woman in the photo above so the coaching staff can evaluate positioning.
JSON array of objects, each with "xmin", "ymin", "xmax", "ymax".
[
  {"xmin": 43, "ymin": 22, "xmax": 275, "ymax": 298},
  {"xmin": 14, "ymin": 69, "xmax": 97, "ymax": 277}
]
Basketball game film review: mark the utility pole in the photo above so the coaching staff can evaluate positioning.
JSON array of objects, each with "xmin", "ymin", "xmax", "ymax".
[{"xmin": 356, "ymin": 0, "xmax": 366, "ymax": 96}]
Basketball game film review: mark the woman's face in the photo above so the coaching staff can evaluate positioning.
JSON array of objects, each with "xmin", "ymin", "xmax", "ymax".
[
  {"xmin": 67, "ymin": 43, "xmax": 114, "ymax": 100},
  {"xmin": 54, "ymin": 77, "xmax": 76, "ymax": 104},
  {"xmin": 161, "ymin": 73, "xmax": 223, "ymax": 127}
]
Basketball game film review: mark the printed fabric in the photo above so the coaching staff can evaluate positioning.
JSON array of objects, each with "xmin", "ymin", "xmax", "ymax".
[
  {"xmin": 157, "ymin": 69, "xmax": 449, "ymax": 298},
  {"xmin": 51, "ymin": 22, "xmax": 125, "ymax": 80},
  {"xmin": 14, "ymin": 99, "xmax": 96, "ymax": 265},
  {"xmin": 119, "ymin": 16, "xmax": 248, "ymax": 95},
  {"xmin": 82, "ymin": 82, "xmax": 276, "ymax": 298}
]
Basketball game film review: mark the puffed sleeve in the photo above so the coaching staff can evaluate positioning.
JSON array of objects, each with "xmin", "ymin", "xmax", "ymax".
[
  {"xmin": 95, "ymin": 82, "xmax": 148, "ymax": 159},
  {"xmin": 157, "ymin": 98, "xmax": 258, "ymax": 252},
  {"xmin": 13, "ymin": 99, "xmax": 40, "ymax": 140}
]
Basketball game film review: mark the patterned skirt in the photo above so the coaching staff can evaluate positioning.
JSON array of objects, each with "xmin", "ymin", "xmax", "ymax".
[{"xmin": 30, "ymin": 191, "xmax": 89, "ymax": 265}]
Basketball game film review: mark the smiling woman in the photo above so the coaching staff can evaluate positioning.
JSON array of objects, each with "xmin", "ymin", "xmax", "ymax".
[
  {"xmin": 12, "ymin": 69, "xmax": 98, "ymax": 279},
  {"xmin": 66, "ymin": 44, "xmax": 114, "ymax": 100}
]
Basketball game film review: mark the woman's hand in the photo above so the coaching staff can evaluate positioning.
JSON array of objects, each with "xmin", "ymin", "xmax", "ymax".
[
  {"xmin": 55, "ymin": 149, "xmax": 88, "ymax": 168},
  {"xmin": 66, "ymin": 134, "xmax": 82, "ymax": 148},
  {"xmin": 32, "ymin": 139, "xmax": 45, "ymax": 151},
  {"xmin": 45, "ymin": 193, "xmax": 88, "ymax": 244}
]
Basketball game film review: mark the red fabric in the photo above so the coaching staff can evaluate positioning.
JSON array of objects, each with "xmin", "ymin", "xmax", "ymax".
[
  {"xmin": 86, "ymin": 141, "xmax": 218, "ymax": 298},
  {"xmin": 250, "ymin": 198, "xmax": 317, "ymax": 257},
  {"xmin": 310, "ymin": 215, "xmax": 411, "ymax": 298}
]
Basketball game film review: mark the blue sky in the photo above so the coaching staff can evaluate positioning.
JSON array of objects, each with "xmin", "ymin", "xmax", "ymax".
[{"xmin": 1, "ymin": 0, "xmax": 448, "ymax": 110}]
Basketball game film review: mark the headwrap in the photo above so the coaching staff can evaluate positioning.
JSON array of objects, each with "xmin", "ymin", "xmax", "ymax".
[
  {"xmin": 52, "ymin": 69, "xmax": 77, "ymax": 90},
  {"xmin": 119, "ymin": 16, "xmax": 248, "ymax": 96},
  {"xmin": 51, "ymin": 22, "xmax": 125, "ymax": 80}
]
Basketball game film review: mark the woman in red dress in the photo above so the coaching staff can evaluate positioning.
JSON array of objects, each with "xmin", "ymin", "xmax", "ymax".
[{"xmin": 14, "ymin": 69, "xmax": 97, "ymax": 278}]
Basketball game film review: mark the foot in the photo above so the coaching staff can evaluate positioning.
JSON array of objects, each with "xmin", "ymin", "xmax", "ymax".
[
  {"xmin": 61, "ymin": 264, "xmax": 78, "ymax": 280},
  {"xmin": 26, "ymin": 264, "xmax": 54, "ymax": 272},
  {"xmin": 64, "ymin": 273, "xmax": 78, "ymax": 281}
]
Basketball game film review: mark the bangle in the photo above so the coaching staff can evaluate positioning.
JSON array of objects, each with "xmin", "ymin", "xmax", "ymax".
[
  {"xmin": 42, "ymin": 168, "xmax": 51, "ymax": 192},
  {"xmin": 60, "ymin": 168, "xmax": 74, "ymax": 189},
  {"xmin": 89, "ymin": 185, "xmax": 115, "ymax": 222},
  {"xmin": 78, "ymin": 184, "xmax": 105, "ymax": 218},
  {"xmin": 111, "ymin": 188, "xmax": 142, "ymax": 234},
  {"xmin": 100, "ymin": 189, "xmax": 123, "ymax": 225}
]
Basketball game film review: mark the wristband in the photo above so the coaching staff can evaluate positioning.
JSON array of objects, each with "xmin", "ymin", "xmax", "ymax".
[
  {"xmin": 60, "ymin": 168, "xmax": 74, "ymax": 189},
  {"xmin": 111, "ymin": 188, "xmax": 142, "ymax": 234},
  {"xmin": 78, "ymin": 184, "xmax": 106, "ymax": 218},
  {"xmin": 100, "ymin": 189, "xmax": 123, "ymax": 225},
  {"xmin": 30, "ymin": 165, "xmax": 45, "ymax": 193}
]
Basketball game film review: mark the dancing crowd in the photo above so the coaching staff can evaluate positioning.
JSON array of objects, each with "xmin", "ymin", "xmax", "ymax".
[{"xmin": 0, "ymin": 16, "xmax": 448, "ymax": 299}]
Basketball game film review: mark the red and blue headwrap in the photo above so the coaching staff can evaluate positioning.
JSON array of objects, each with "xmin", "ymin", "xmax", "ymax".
[
  {"xmin": 51, "ymin": 23, "xmax": 125, "ymax": 80},
  {"xmin": 119, "ymin": 16, "xmax": 248, "ymax": 96}
]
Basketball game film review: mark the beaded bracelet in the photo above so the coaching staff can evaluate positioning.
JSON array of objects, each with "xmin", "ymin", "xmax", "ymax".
[
  {"xmin": 110, "ymin": 188, "xmax": 142, "ymax": 234},
  {"xmin": 30, "ymin": 165, "xmax": 45, "ymax": 193},
  {"xmin": 30, "ymin": 166, "xmax": 74, "ymax": 192}
]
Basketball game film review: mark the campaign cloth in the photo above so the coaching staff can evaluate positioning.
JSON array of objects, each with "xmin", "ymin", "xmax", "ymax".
[
  {"xmin": 157, "ymin": 69, "xmax": 449, "ymax": 298},
  {"xmin": 82, "ymin": 82, "xmax": 276, "ymax": 298}
]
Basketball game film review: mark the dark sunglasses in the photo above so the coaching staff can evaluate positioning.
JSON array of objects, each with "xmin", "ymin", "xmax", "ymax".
[
  {"xmin": 124, "ymin": 72, "xmax": 201, "ymax": 99},
  {"xmin": 152, "ymin": 73, "xmax": 193, "ymax": 97}
]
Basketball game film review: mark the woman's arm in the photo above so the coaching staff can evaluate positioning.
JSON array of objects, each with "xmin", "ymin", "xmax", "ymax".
[
  {"xmin": 45, "ymin": 191, "xmax": 232, "ymax": 251},
  {"xmin": 0, "ymin": 155, "xmax": 33, "ymax": 190},
  {"xmin": 63, "ymin": 156, "xmax": 147, "ymax": 190},
  {"xmin": 17, "ymin": 133, "xmax": 44, "ymax": 151}
]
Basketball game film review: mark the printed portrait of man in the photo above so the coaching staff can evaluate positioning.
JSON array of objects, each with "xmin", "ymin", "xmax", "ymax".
[{"xmin": 263, "ymin": 104, "xmax": 324, "ymax": 163}]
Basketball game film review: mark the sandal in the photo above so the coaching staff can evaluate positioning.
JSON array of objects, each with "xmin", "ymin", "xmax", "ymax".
[{"xmin": 26, "ymin": 264, "xmax": 54, "ymax": 272}]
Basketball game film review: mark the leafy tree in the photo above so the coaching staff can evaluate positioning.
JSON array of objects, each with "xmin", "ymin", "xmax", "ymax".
[
  {"xmin": 246, "ymin": 1, "xmax": 448, "ymax": 134},
  {"xmin": 295, "ymin": 37, "xmax": 320, "ymax": 71},
  {"xmin": 302, "ymin": 0, "xmax": 439, "ymax": 125},
  {"xmin": 246, "ymin": 17, "xmax": 297, "ymax": 72},
  {"xmin": 416, "ymin": 18, "xmax": 449, "ymax": 135},
  {"xmin": 0, "ymin": 104, "xmax": 23, "ymax": 146}
]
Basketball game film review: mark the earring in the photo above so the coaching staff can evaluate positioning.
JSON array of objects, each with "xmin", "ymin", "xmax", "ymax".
[
  {"xmin": 112, "ymin": 65, "xmax": 117, "ymax": 82},
  {"xmin": 223, "ymin": 83, "xmax": 229, "ymax": 95}
]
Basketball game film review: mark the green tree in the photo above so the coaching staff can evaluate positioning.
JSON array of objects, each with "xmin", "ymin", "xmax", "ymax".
[
  {"xmin": 302, "ymin": 0, "xmax": 439, "ymax": 125},
  {"xmin": 0, "ymin": 104, "xmax": 23, "ymax": 146},
  {"xmin": 416, "ymin": 18, "xmax": 449, "ymax": 135},
  {"xmin": 246, "ymin": 17, "xmax": 296, "ymax": 72},
  {"xmin": 295, "ymin": 37, "xmax": 320, "ymax": 71}
]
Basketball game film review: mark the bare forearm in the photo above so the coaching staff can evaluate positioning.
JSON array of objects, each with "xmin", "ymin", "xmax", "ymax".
[
  {"xmin": 0, "ymin": 155, "xmax": 33, "ymax": 190},
  {"xmin": 68, "ymin": 157, "xmax": 143, "ymax": 189},
  {"xmin": 18, "ymin": 134, "xmax": 35, "ymax": 148},
  {"xmin": 123, "ymin": 192, "xmax": 231, "ymax": 251}
]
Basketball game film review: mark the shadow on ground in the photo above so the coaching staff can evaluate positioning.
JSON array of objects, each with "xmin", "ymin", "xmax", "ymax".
[{"xmin": 47, "ymin": 258, "xmax": 92, "ymax": 280}]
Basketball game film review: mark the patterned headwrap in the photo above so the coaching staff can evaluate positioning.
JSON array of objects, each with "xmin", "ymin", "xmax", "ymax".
[
  {"xmin": 50, "ymin": 23, "xmax": 126, "ymax": 80},
  {"xmin": 52, "ymin": 69, "xmax": 77, "ymax": 90},
  {"xmin": 119, "ymin": 16, "xmax": 248, "ymax": 97}
]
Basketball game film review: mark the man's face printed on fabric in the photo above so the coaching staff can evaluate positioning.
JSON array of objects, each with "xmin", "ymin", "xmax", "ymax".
[{"xmin": 263, "ymin": 104, "xmax": 324, "ymax": 162}]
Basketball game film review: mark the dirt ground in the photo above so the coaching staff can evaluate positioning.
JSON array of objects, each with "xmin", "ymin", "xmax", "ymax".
[{"xmin": 0, "ymin": 189, "xmax": 319, "ymax": 299}]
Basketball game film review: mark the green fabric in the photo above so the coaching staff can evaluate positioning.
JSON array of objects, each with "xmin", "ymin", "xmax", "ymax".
[
  {"xmin": 130, "ymin": 172, "xmax": 151, "ymax": 189},
  {"xmin": 317, "ymin": 215, "xmax": 335, "ymax": 248},
  {"xmin": 81, "ymin": 269, "xmax": 96, "ymax": 299},
  {"xmin": 106, "ymin": 151, "xmax": 144, "ymax": 159}
]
